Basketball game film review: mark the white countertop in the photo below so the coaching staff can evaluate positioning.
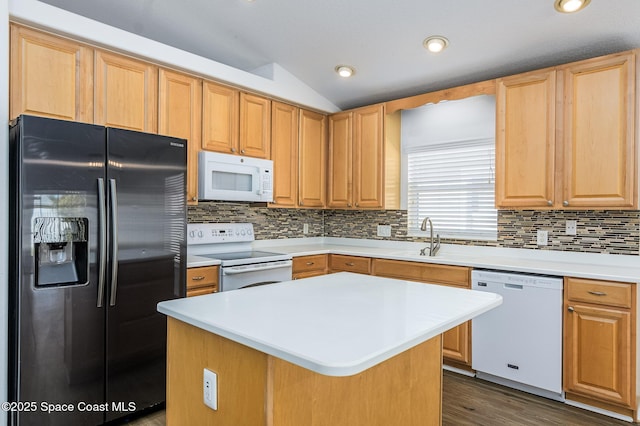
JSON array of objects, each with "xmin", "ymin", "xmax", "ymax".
[
  {"xmin": 158, "ymin": 272, "xmax": 502, "ymax": 376},
  {"xmin": 187, "ymin": 254, "xmax": 221, "ymax": 268},
  {"xmin": 251, "ymin": 237, "xmax": 640, "ymax": 283}
]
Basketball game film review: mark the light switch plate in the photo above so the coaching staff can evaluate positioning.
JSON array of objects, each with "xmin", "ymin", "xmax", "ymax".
[
  {"xmin": 203, "ymin": 368, "xmax": 217, "ymax": 410},
  {"xmin": 536, "ymin": 230, "xmax": 548, "ymax": 246},
  {"xmin": 565, "ymin": 220, "xmax": 577, "ymax": 236}
]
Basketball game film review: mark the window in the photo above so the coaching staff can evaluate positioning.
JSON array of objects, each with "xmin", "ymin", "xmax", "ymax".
[{"xmin": 407, "ymin": 138, "xmax": 497, "ymax": 240}]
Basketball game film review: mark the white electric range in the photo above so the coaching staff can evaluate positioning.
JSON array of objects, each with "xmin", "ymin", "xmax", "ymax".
[{"xmin": 187, "ymin": 223, "xmax": 293, "ymax": 291}]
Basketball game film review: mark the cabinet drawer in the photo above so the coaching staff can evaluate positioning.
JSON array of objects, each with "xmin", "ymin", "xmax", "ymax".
[
  {"xmin": 187, "ymin": 286, "xmax": 217, "ymax": 297},
  {"xmin": 293, "ymin": 255, "xmax": 328, "ymax": 274},
  {"xmin": 187, "ymin": 266, "xmax": 219, "ymax": 290},
  {"xmin": 329, "ymin": 255, "xmax": 371, "ymax": 274},
  {"xmin": 566, "ymin": 277, "xmax": 632, "ymax": 308},
  {"xmin": 372, "ymin": 259, "xmax": 470, "ymax": 287}
]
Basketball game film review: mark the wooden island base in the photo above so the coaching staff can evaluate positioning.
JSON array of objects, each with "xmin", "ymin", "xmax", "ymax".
[{"xmin": 166, "ymin": 317, "xmax": 443, "ymax": 426}]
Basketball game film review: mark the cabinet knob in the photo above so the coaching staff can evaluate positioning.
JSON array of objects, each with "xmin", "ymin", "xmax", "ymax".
[
  {"xmin": 272, "ymin": 200, "xmax": 277, "ymax": 204},
  {"xmin": 347, "ymin": 203, "xmax": 352, "ymax": 207},
  {"xmin": 547, "ymin": 200, "xmax": 553, "ymax": 206},
  {"xmin": 355, "ymin": 203, "xmax": 359, "ymax": 207},
  {"xmin": 567, "ymin": 306, "xmax": 574, "ymax": 312},
  {"xmin": 192, "ymin": 197, "xmax": 197, "ymax": 201},
  {"xmin": 231, "ymin": 148, "xmax": 236, "ymax": 153},
  {"xmin": 241, "ymin": 149, "xmax": 245, "ymax": 154},
  {"xmin": 306, "ymin": 262, "xmax": 315, "ymax": 266},
  {"xmin": 299, "ymin": 201, "xmax": 304, "ymax": 206},
  {"xmin": 563, "ymin": 200, "xmax": 569, "ymax": 207}
]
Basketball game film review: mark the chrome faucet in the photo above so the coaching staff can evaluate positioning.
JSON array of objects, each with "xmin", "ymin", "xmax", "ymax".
[{"xmin": 419, "ymin": 217, "xmax": 441, "ymax": 256}]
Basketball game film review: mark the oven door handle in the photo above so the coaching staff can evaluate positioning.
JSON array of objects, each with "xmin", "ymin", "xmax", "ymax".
[{"xmin": 222, "ymin": 260, "xmax": 292, "ymax": 275}]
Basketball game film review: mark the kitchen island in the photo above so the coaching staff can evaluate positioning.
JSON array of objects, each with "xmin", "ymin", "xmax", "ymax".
[{"xmin": 157, "ymin": 272, "xmax": 502, "ymax": 426}]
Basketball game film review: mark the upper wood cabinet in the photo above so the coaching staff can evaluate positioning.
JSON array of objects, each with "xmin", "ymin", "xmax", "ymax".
[
  {"xmin": 239, "ymin": 93, "xmax": 271, "ymax": 158},
  {"xmin": 202, "ymin": 81, "xmax": 239, "ymax": 153},
  {"xmin": 298, "ymin": 109, "xmax": 327, "ymax": 208},
  {"xmin": 10, "ymin": 24, "xmax": 93, "ymax": 123},
  {"xmin": 202, "ymin": 82, "xmax": 271, "ymax": 158},
  {"xmin": 354, "ymin": 105, "xmax": 385, "ymax": 208},
  {"xmin": 496, "ymin": 51, "xmax": 637, "ymax": 209},
  {"xmin": 495, "ymin": 69, "xmax": 556, "ymax": 208},
  {"xmin": 158, "ymin": 69, "xmax": 202, "ymax": 205},
  {"xmin": 94, "ymin": 50, "xmax": 158, "ymax": 132},
  {"xmin": 561, "ymin": 53, "xmax": 636, "ymax": 209},
  {"xmin": 270, "ymin": 102, "xmax": 299, "ymax": 207},
  {"xmin": 327, "ymin": 111, "xmax": 353, "ymax": 208},
  {"xmin": 328, "ymin": 104, "xmax": 399, "ymax": 209}
]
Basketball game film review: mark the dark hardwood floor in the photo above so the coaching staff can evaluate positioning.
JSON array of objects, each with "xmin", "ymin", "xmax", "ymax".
[
  {"xmin": 442, "ymin": 371, "xmax": 631, "ymax": 426},
  {"xmin": 126, "ymin": 370, "xmax": 634, "ymax": 425}
]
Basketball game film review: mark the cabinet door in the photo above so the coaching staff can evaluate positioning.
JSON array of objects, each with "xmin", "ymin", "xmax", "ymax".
[
  {"xmin": 270, "ymin": 102, "xmax": 299, "ymax": 207},
  {"xmin": 158, "ymin": 69, "xmax": 202, "ymax": 205},
  {"xmin": 298, "ymin": 109, "xmax": 327, "ymax": 208},
  {"xmin": 442, "ymin": 321, "xmax": 471, "ymax": 365},
  {"xmin": 561, "ymin": 53, "xmax": 636, "ymax": 208},
  {"xmin": 10, "ymin": 24, "xmax": 93, "ymax": 122},
  {"xmin": 495, "ymin": 70, "xmax": 556, "ymax": 208},
  {"xmin": 564, "ymin": 302, "xmax": 632, "ymax": 407},
  {"xmin": 202, "ymin": 81, "xmax": 239, "ymax": 154},
  {"xmin": 327, "ymin": 111, "xmax": 353, "ymax": 208},
  {"xmin": 239, "ymin": 93, "xmax": 271, "ymax": 158},
  {"xmin": 353, "ymin": 104, "xmax": 384, "ymax": 208},
  {"xmin": 95, "ymin": 50, "xmax": 157, "ymax": 132}
]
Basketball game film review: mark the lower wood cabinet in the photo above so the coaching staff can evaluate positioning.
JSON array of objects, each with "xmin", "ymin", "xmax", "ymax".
[
  {"xmin": 564, "ymin": 277, "xmax": 636, "ymax": 416},
  {"xmin": 186, "ymin": 266, "xmax": 219, "ymax": 297},
  {"xmin": 292, "ymin": 255, "xmax": 328, "ymax": 279},
  {"xmin": 372, "ymin": 258, "xmax": 472, "ymax": 367},
  {"xmin": 328, "ymin": 254, "xmax": 372, "ymax": 274}
]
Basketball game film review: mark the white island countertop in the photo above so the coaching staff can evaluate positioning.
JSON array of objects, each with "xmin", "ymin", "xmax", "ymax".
[{"xmin": 158, "ymin": 272, "xmax": 502, "ymax": 376}]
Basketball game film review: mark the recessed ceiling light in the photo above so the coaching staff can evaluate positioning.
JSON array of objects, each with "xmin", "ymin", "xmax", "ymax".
[
  {"xmin": 335, "ymin": 65, "xmax": 355, "ymax": 78},
  {"xmin": 554, "ymin": 0, "xmax": 591, "ymax": 13},
  {"xmin": 423, "ymin": 36, "xmax": 449, "ymax": 53}
]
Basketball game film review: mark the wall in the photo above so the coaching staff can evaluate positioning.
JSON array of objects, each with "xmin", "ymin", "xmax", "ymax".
[
  {"xmin": 1, "ymin": 0, "xmax": 9, "ymax": 420},
  {"xmin": 189, "ymin": 202, "xmax": 324, "ymax": 239},
  {"xmin": 188, "ymin": 203, "xmax": 640, "ymax": 256}
]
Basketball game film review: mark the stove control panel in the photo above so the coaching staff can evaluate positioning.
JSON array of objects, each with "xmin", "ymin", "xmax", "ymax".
[{"xmin": 187, "ymin": 223, "xmax": 254, "ymax": 245}]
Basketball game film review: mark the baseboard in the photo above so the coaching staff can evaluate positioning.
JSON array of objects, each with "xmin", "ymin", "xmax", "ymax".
[{"xmin": 564, "ymin": 398, "xmax": 634, "ymax": 423}]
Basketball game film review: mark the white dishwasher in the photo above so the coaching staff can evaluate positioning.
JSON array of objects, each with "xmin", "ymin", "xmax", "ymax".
[{"xmin": 471, "ymin": 270, "xmax": 564, "ymax": 401}]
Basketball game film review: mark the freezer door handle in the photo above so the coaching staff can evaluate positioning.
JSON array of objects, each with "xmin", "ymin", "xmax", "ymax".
[
  {"xmin": 109, "ymin": 179, "xmax": 119, "ymax": 306},
  {"xmin": 97, "ymin": 178, "xmax": 107, "ymax": 307}
]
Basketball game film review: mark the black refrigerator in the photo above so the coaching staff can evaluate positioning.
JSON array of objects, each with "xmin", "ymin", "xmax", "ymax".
[{"xmin": 8, "ymin": 115, "xmax": 186, "ymax": 425}]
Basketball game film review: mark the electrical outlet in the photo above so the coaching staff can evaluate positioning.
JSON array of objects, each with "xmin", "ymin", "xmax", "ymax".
[
  {"xmin": 536, "ymin": 230, "xmax": 548, "ymax": 246},
  {"xmin": 203, "ymin": 368, "xmax": 217, "ymax": 410},
  {"xmin": 565, "ymin": 220, "xmax": 577, "ymax": 235},
  {"xmin": 377, "ymin": 225, "xmax": 391, "ymax": 237},
  {"xmin": 303, "ymin": 223, "xmax": 309, "ymax": 234}
]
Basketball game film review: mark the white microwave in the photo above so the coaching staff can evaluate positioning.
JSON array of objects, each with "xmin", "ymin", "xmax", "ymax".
[{"xmin": 198, "ymin": 151, "xmax": 273, "ymax": 202}]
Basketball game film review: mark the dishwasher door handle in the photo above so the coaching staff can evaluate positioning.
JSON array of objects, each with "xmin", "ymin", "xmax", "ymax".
[{"xmin": 504, "ymin": 283, "xmax": 524, "ymax": 290}]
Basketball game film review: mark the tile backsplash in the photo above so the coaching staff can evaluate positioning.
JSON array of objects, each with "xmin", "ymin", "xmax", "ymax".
[{"xmin": 189, "ymin": 202, "xmax": 640, "ymax": 255}]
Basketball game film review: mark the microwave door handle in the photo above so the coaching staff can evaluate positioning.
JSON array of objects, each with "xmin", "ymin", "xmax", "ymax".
[{"xmin": 222, "ymin": 261, "xmax": 292, "ymax": 275}]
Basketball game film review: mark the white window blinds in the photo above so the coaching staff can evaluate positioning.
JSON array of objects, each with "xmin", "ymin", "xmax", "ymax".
[{"xmin": 407, "ymin": 138, "xmax": 497, "ymax": 240}]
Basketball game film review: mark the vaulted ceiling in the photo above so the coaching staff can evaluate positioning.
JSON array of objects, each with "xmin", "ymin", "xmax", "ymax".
[{"xmin": 39, "ymin": 0, "xmax": 640, "ymax": 110}]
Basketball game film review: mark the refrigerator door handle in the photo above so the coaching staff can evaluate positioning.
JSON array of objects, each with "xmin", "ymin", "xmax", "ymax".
[
  {"xmin": 109, "ymin": 178, "xmax": 119, "ymax": 306},
  {"xmin": 97, "ymin": 178, "xmax": 107, "ymax": 307}
]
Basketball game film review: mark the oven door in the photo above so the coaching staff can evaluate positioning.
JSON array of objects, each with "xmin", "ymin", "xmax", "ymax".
[{"xmin": 220, "ymin": 260, "xmax": 292, "ymax": 291}]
